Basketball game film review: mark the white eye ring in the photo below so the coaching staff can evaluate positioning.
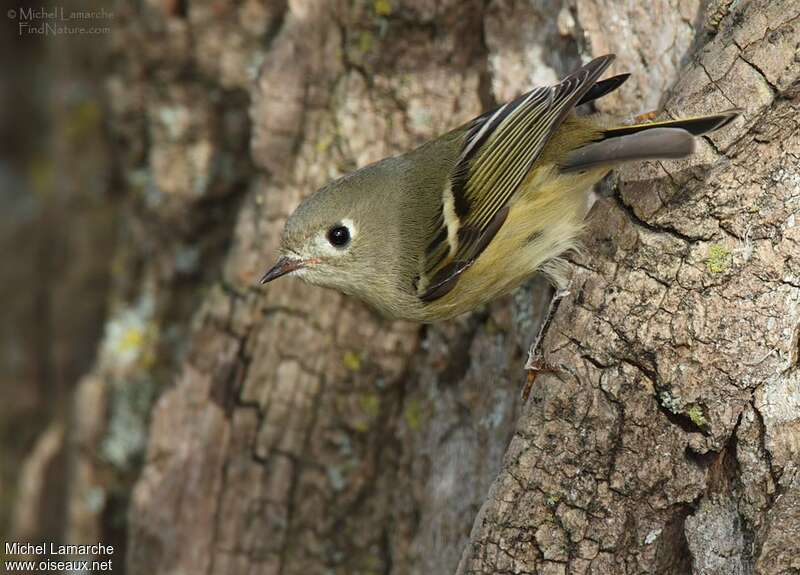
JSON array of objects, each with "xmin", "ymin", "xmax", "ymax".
[{"xmin": 313, "ymin": 218, "xmax": 357, "ymax": 255}]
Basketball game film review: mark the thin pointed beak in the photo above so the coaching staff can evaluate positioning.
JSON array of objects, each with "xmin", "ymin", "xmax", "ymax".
[{"xmin": 260, "ymin": 256, "xmax": 305, "ymax": 284}]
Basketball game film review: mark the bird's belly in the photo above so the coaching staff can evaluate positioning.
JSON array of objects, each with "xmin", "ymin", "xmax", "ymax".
[{"xmin": 418, "ymin": 164, "xmax": 609, "ymax": 321}]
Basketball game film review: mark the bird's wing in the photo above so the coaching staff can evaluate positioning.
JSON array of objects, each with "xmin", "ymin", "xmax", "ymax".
[{"xmin": 417, "ymin": 54, "xmax": 616, "ymax": 302}]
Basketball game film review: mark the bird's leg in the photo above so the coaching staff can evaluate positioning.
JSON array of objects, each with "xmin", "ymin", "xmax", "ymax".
[
  {"xmin": 524, "ymin": 286, "xmax": 568, "ymax": 370},
  {"xmin": 522, "ymin": 287, "xmax": 569, "ymax": 400}
]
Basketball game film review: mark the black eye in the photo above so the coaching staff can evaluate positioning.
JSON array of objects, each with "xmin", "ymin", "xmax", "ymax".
[{"xmin": 327, "ymin": 225, "xmax": 350, "ymax": 247}]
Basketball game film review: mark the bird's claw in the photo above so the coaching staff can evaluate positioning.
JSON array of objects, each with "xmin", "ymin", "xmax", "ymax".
[{"xmin": 522, "ymin": 358, "xmax": 561, "ymax": 401}]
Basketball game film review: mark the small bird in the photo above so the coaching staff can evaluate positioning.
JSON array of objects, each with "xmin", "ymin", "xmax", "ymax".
[{"xmin": 260, "ymin": 54, "xmax": 738, "ymax": 322}]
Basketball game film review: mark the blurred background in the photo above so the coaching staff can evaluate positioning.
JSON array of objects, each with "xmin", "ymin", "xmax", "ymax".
[
  {"xmin": 0, "ymin": 0, "xmax": 118, "ymax": 549},
  {"xmin": 1, "ymin": 0, "xmax": 252, "ymax": 566}
]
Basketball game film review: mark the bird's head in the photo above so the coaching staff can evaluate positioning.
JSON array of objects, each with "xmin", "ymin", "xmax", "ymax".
[{"xmin": 260, "ymin": 164, "xmax": 401, "ymax": 299}]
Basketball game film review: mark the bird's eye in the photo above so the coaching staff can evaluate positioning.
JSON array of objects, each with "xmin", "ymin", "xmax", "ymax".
[{"xmin": 327, "ymin": 225, "xmax": 350, "ymax": 248}]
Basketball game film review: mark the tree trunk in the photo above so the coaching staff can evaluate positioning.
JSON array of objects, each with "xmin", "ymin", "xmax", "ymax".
[{"xmin": 13, "ymin": 0, "xmax": 799, "ymax": 574}]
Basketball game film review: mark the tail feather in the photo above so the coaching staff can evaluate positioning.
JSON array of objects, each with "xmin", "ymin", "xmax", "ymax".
[
  {"xmin": 560, "ymin": 109, "xmax": 741, "ymax": 172},
  {"xmin": 561, "ymin": 128, "xmax": 695, "ymax": 172},
  {"xmin": 603, "ymin": 109, "xmax": 741, "ymax": 138}
]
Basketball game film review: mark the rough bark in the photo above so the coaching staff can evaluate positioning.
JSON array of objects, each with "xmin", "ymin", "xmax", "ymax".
[{"xmin": 10, "ymin": 0, "xmax": 798, "ymax": 574}]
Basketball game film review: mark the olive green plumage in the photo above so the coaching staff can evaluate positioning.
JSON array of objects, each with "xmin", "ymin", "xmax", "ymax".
[{"xmin": 261, "ymin": 54, "xmax": 739, "ymax": 322}]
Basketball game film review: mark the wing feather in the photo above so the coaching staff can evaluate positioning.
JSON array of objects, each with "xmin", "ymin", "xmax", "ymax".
[{"xmin": 418, "ymin": 54, "xmax": 616, "ymax": 301}]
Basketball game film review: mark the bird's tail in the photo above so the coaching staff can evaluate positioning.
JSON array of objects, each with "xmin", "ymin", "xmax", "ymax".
[{"xmin": 560, "ymin": 110, "xmax": 741, "ymax": 172}]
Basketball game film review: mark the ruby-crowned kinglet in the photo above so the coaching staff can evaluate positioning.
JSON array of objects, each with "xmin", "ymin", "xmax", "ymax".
[{"xmin": 261, "ymin": 54, "xmax": 738, "ymax": 322}]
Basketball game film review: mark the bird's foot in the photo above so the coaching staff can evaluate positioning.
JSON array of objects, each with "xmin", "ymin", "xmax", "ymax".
[
  {"xmin": 521, "ymin": 287, "xmax": 569, "ymax": 400},
  {"xmin": 522, "ymin": 358, "xmax": 562, "ymax": 401}
]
